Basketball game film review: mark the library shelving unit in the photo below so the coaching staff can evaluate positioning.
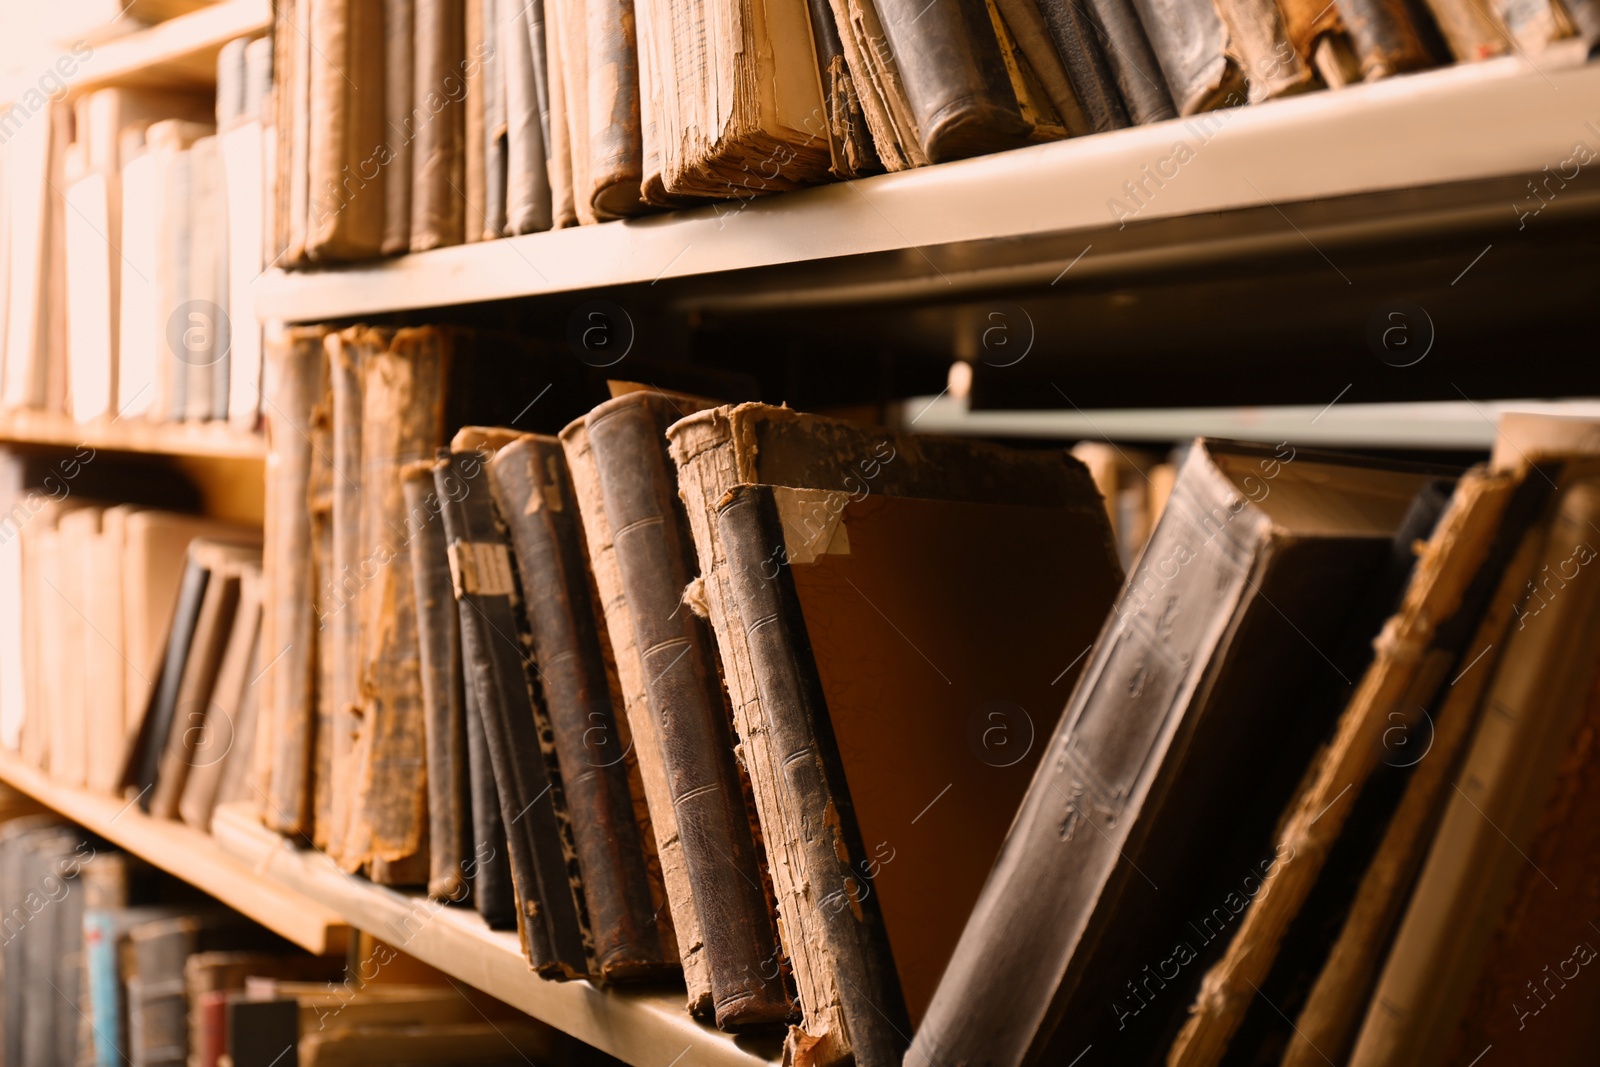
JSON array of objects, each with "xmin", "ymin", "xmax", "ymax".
[{"xmin": 7, "ymin": 5, "xmax": 1599, "ymax": 1066}]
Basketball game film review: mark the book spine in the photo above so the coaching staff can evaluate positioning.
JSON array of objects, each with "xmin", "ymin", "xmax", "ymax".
[
  {"xmin": 482, "ymin": 0, "xmax": 511, "ymax": 238},
  {"xmin": 716, "ymin": 484, "xmax": 909, "ymax": 1064},
  {"xmin": 464, "ymin": 0, "xmax": 487, "ymax": 243},
  {"xmin": 463, "ymin": 649, "xmax": 517, "ymax": 927},
  {"xmin": 503, "ymin": 0, "xmax": 554, "ymax": 234},
  {"xmin": 1331, "ymin": 0, "xmax": 1436, "ymax": 78},
  {"xmin": 84, "ymin": 911, "xmax": 125, "ymax": 1067},
  {"xmin": 1126, "ymin": 0, "xmax": 1244, "ymax": 114},
  {"xmin": 402, "ymin": 461, "xmax": 474, "ymax": 900},
  {"xmin": 434, "ymin": 450, "xmax": 592, "ymax": 977},
  {"xmin": 411, "ymin": 0, "xmax": 468, "ymax": 250},
  {"xmin": 488, "ymin": 436, "xmax": 672, "ymax": 979},
  {"xmin": 306, "ymin": 0, "xmax": 388, "ymax": 260},
  {"xmin": 592, "ymin": 398, "xmax": 792, "ymax": 1029},
  {"xmin": 542, "ymin": 0, "xmax": 577, "ymax": 227},
  {"xmin": 326, "ymin": 329, "xmax": 368, "ymax": 859},
  {"xmin": 583, "ymin": 0, "xmax": 646, "ymax": 219},
  {"xmin": 382, "ymin": 0, "xmax": 415, "ymax": 255},
  {"xmin": 1033, "ymin": 0, "xmax": 1138, "ymax": 131}
]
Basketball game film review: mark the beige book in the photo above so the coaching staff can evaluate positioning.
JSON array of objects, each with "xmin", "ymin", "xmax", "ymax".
[
  {"xmin": 65, "ymin": 171, "xmax": 118, "ymax": 423},
  {"xmin": 463, "ymin": 0, "xmax": 487, "ymax": 242},
  {"xmin": 543, "ymin": 0, "xmax": 584, "ymax": 227},
  {"xmin": 142, "ymin": 120, "xmax": 214, "ymax": 423},
  {"xmin": 306, "ymin": 0, "xmax": 388, "ymax": 260},
  {"xmin": 183, "ymin": 135, "xmax": 226, "ymax": 422},
  {"xmin": 1349, "ymin": 470, "xmax": 1600, "ymax": 1067},
  {"xmin": 52, "ymin": 506, "xmax": 106, "ymax": 788},
  {"xmin": 86, "ymin": 505, "xmax": 136, "ymax": 793},
  {"xmin": 3, "ymin": 102, "xmax": 56, "ymax": 411}
]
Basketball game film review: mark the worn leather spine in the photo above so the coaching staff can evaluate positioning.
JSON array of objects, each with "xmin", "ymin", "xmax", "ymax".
[
  {"xmin": 484, "ymin": 0, "xmax": 512, "ymax": 237},
  {"xmin": 463, "ymin": 0, "xmax": 487, "ymax": 243},
  {"xmin": 308, "ymin": 351, "xmax": 336, "ymax": 850},
  {"xmin": 584, "ymin": 0, "xmax": 648, "ymax": 218},
  {"xmin": 804, "ymin": 0, "xmax": 879, "ymax": 176},
  {"xmin": 261, "ymin": 327, "xmax": 330, "ymax": 835},
  {"xmin": 464, "ymin": 653, "xmax": 517, "ymax": 927},
  {"xmin": 382, "ymin": 0, "xmax": 414, "ymax": 254},
  {"xmin": 592, "ymin": 396, "xmax": 791, "ymax": 1029},
  {"xmin": 306, "ymin": 0, "xmax": 387, "ymax": 260},
  {"xmin": 434, "ymin": 448, "xmax": 592, "ymax": 977},
  {"xmin": 716, "ymin": 485, "xmax": 909, "ymax": 1066},
  {"xmin": 1331, "ymin": 0, "xmax": 1436, "ymax": 78},
  {"xmin": 489, "ymin": 436, "xmax": 673, "ymax": 980},
  {"xmin": 1127, "ymin": 0, "xmax": 1245, "ymax": 114},
  {"xmin": 411, "ymin": 0, "xmax": 468, "ymax": 250},
  {"xmin": 562, "ymin": 414, "xmax": 712, "ymax": 1015},
  {"xmin": 404, "ymin": 460, "xmax": 473, "ymax": 900},
  {"xmin": 1033, "ymin": 0, "xmax": 1136, "ymax": 131},
  {"xmin": 345, "ymin": 328, "xmax": 450, "ymax": 877},
  {"xmin": 503, "ymin": 0, "xmax": 554, "ymax": 234}
]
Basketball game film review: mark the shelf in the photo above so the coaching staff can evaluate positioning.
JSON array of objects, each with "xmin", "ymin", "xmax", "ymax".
[
  {"xmin": 0, "ymin": 753, "xmax": 350, "ymax": 955},
  {"xmin": 0, "ymin": 410, "xmax": 264, "ymax": 459},
  {"xmin": 211, "ymin": 804, "xmax": 780, "ymax": 1067},
  {"xmin": 255, "ymin": 46, "xmax": 1600, "ymax": 323},
  {"xmin": 60, "ymin": 0, "xmax": 269, "ymax": 97}
]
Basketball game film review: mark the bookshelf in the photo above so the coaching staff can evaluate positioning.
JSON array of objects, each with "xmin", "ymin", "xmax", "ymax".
[
  {"xmin": 0, "ymin": 752, "xmax": 349, "ymax": 956},
  {"xmin": 0, "ymin": 409, "xmax": 263, "ymax": 459},
  {"xmin": 65, "ymin": 0, "xmax": 270, "ymax": 96},
  {"xmin": 254, "ymin": 44, "xmax": 1600, "ymax": 323},
  {"xmin": 210, "ymin": 805, "xmax": 781, "ymax": 1067}
]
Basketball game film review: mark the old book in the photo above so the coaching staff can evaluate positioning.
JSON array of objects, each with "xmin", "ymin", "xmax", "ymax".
[
  {"xmin": 85, "ymin": 506, "xmax": 133, "ymax": 791},
  {"xmin": 1127, "ymin": 0, "xmax": 1246, "ymax": 114},
  {"xmin": 181, "ymin": 134, "xmax": 228, "ymax": 422},
  {"xmin": 260, "ymin": 325, "xmax": 332, "ymax": 836},
  {"xmin": 1491, "ymin": 0, "xmax": 1576, "ymax": 47},
  {"xmin": 275, "ymin": 0, "xmax": 313, "ymax": 264},
  {"xmin": 434, "ymin": 439, "xmax": 591, "ymax": 977},
  {"xmin": 540, "ymin": 0, "xmax": 577, "ymax": 227},
  {"xmin": 561, "ymin": 407, "xmax": 713, "ymax": 1015},
  {"xmin": 64, "ymin": 167, "xmax": 118, "ymax": 422},
  {"xmin": 1033, "ymin": 0, "xmax": 1133, "ymax": 132},
  {"xmin": 306, "ymin": 0, "xmax": 387, "ymax": 260},
  {"xmin": 464, "ymin": 661, "xmax": 517, "ymax": 928},
  {"xmin": 179, "ymin": 566, "xmax": 265, "ymax": 830},
  {"xmin": 383, "ymin": 0, "xmax": 415, "ymax": 255},
  {"xmin": 0, "ymin": 819, "xmax": 71, "ymax": 1065},
  {"xmin": 463, "ymin": 0, "xmax": 488, "ymax": 242},
  {"xmin": 222, "ymin": 38, "xmax": 275, "ymax": 429},
  {"xmin": 668, "ymin": 404, "xmax": 1122, "ymax": 1059},
  {"xmin": 483, "ymin": 0, "xmax": 513, "ymax": 237},
  {"xmin": 53, "ymin": 505, "xmax": 103, "ymax": 788},
  {"xmin": 502, "ymin": 0, "xmax": 554, "ymax": 234},
  {"xmin": 581, "ymin": 393, "xmax": 777, "ymax": 1021},
  {"xmin": 1281, "ymin": 491, "xmax": 1551, "ymax": 1067},
  {"xmin": 906, "ymin": 441, "xmax": 1448, "ymax": 1066},
  {"xmin": 127, "ymin": 548, "xmax": 211, "ymax": 805},
  {"xmin": 545, "ymin": 0, "xmax": 596, "ymax": 225},
  {"xmin": 1349, "ymin": 470, "xmax": 1600, "ymax": 1067},
  {"xmin": 411, "ymin": 0, "xmax": 468, "ymax": 250},
  {"xmin": 402, "ymin": 459, "xmax": 473, "ymax": 900},
  {"xmin": 633, "ymin": 0, "xmax": 833, "ymax": 197},
  {"xmin": 128, "ymin": 916, "xmax": 202, "ymax": 1067},
  {"xmin": 487, "ymin": 435, "xmax": 675, "ymax": 980},
  {"xmin": 1416, "ymin": 0, "xmax": 1510, "ymax": 59},
  {"xmin": 304, "ymin": 350, "xmax": 337, "ymax": 853},
  {"xmin": 1059, "ymin": 0, "xmax": 1174, "ymax": 124},
  {"xmin": 580, "ymin": 0, "xmax": 649, "ymax": 218},
  {"xmin": 2, "ymin": 97, "xmax": 58, "ymax": 412}
]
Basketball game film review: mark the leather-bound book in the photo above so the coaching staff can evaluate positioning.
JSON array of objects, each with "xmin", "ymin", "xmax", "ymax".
[
  {"xmin": 260, "ymin": 326, "xmax": 330, "ymax": 836},
  {"xmin": 306, "ymin": 0, "xmax": 387, "ymax": 260},
  {"xmin": 402, "ymin": 459, "xmax": 474, "ymax": 901},
  {"xmin": 1278, "ymin": 0, "xmax": 1434, "ymax": 86},
  {"xmin": 905, "ymin": 441, "xmax": 1448, "ymax": 1067},
  {"xmin": 561, "ymin": 408, "xmax": 713, "ymax": 1016},
  {"xmin": 434, "ymin": 437, "xmax": 592, "ymax": 977},
  {"xmin": 306, "ymin": 349, "xmax": 337, "ymax": 851},
  {"xmin": 803, "ymin": 0, "xmax": 880, "ymax": 177},
  {"xmin": 382, "ymin": 0, "xmax": 414, "ymax": 254},
  {"xmin": 1127, "ymin": 0, "xmax": 1246, "ymax": 114},
  {"xmin": 127, "ymin": 916, "xmax": 203, "ymax": 1067},
  {"xmin": 179, "ymin": 564, "xmax": 266, "ymax": 831},
  {"xmin": 464, "ymin": 657, "xmax": 518, "ymax": 928},
  {"xmin": 411, "ymin": 0, "xmax": 467, "ymax": 250},
  {"xmin": 488, "ymin": 435, "xmax": 676, "ymax": 980},
  {"xmin": 127, "ymin": 549, "xmax": 211, "ymax": 808},
  {"xmin": 463, "ymin": 0, "xmax": 487, "ymax": 242},
  {"xmin": 541, "ymin": 0, "xmax": 577, "ymax": 228},
  {"xmin": 1034, "ymin": 0, "xmax": 1136, "ymax": 131},
  {"xmin": 667, "ymin": 404, "xmax": 1122, "ymax": 1061},
  {"xmin": 502, "ymin": 0, "xmax": 554, "ymax": 234},
  {"xmin": 584, "ymin": 393, "xmax": 783, "ymax": 1026},
  {"xmin": 580, "ymin": 0, "xmax": 648, "ymax": 219}
]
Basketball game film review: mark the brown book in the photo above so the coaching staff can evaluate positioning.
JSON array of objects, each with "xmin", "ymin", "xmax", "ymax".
[
  {"xmin": 307, "ymin": 349, "xmax": 338, "ymax": 851},
  {"xmin": 580, "ymin": 0, "xmax": 648, "ymax": 219},
  {"xmin": 542, "ymin": 0, "xmax": 577, "ymax": 228},
  {"xmin": 905, "ymin": 441, "xmax": 1445, "ymax": 1066},
  {"xmin": 547, "ymin": 0, "xmax": 596, "ymax": 225},
  {"xmin": 410, "ymin": 0, "xmax": 468, "ymax": 250},
  {"xmin": 382, "ymin": 0, "xmax": 415, "ymax": 254},
  {"xmin": 463, "ymin": 0, "xmax": 488, "ymax": 243},
  {"xmin": 560, "ymin": 407, "xmax": 714, "ymax": 1016},
  {"xmin": 261, "ymin": 325, "xmax": 332, "ymax": 836},
  {"xmin": 668, "ymin": 404, "xmax": 1123, "ymax": 1059},
  {"xmin": 179, "ymin": 565, "xmax": 265, "ymax": 831},
  {"xmin": 803, "ymin": 0, "xmax": 881, "ymax": 178},
  {"xmin": 1349, "ymin": 470, "xmax": 1600, "ymax": 1067},
  {"xmin": 305, "ymin": 0, "xmax": 387, "ymax": 261},
  {"xmin": 481, "ymin": 0, "xmax": 511, "ymax": 237},
  {"xmin": 1417, "ymin": 0, "xmax": 1510, "ymax": 60},
  {"xmin": 487, "ymin": 435, "xmax": 676, "ymax": 981}
]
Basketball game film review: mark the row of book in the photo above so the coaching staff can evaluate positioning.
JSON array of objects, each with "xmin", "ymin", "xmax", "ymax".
[
  {"xmin": 241, "ymin": 327, "xmax": 1600, "ymax": 1067},
  {"xmin": 0, "ymin": 800, "xmax": 565, "ymax": 1066},
  {"xmin": 280, "ymin": 0, "xmax": 1600, "ymax": 265},
  {"xmin": 1, "ymin": 33, "xmax": 272, "ymax": 426}
]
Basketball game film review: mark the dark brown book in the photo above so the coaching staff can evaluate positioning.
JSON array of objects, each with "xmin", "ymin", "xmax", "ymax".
[
  {"xmin": 411, "ymin": 0, "xmax": 467, "ymax": 250},
  {"xmin": 260, "ymin": 326, "xmax": 331, "ymax": 836},
  {"xmin": 487, "ymin": 435, "xmax": 675, "ymax": 981},
  {"xmin": 586, "ymin": 393, "xmax": 786, "ymax": 1027},
  {"xmin": 668, "ymin": 404, "xmax": 1123, "ymax": 1060},
  {"xmin": 907, "ymin": 442, "xmax": 1450, "ymax": 1066},
  {"xmin": 127, "ymin": 916, "xmax": 203, "ymax": 1067},
  {"xmin": 307, "ymin": 348, "xmax": 337, "ymax": 852},
  {"xmin": 382, "ymin": 0, "xmax": 415, "ymax": 254},
  {"xmin": 434, "ymin": 440, "xmax": 592, "ymax": 977},
  {"xmin": 463, "ymin": 650, "xmax": 517, "ymax": 929},
  {"xmin": 402, "ymin": 458, "xmax": 473, "ymax": 900}
]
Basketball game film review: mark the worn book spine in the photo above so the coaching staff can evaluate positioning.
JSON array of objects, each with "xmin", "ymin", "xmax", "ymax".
[
  {"xmin": 583, "ymin": 0, "xmax": 647, "ymax": 219},
  {"xmin": 804, "ymin": 0, "xmax": 879, "ymax": 177},
  {"xmin": 463, "ymin": 649, "xmax": 517, "ymax": 927},
  {"xmin": 488, "ymin": 436, "xmax": 673, "ymax": 980},
  {"xmin": 308, "ymin": 357, "xmax": 338, "ymax": 851},
  {"xmin": 872, "ymin": 0, "xmax": 1037, "ymax": 161},
  {"xmin": 403, "ymin": 460, "xmax": 473, "ymax": 900},
  {"xmin": 128, "ymin": 918, "xmax": 202, "ymax": 1067},
  {"xmin": 1329, "ymin": 0, "xmax": 1436, "ymax": 79},
  {"xmin": 180, "ymin": 571, "xmax": 265, "ymax": 831},
  {"xmin": 434, "ymin": 448, "xmax": 592, "ymax": 977},
  {"xmin": 716, "ymin": 484, "xmax": 909, "ymax": 1065},
  {"xmin": 542, "ymin": 0, "xmax": 577, "ymax": 227},
  {"xmin": 132, "ymin": 554, "xmax": 210, "ymax": 807},
  {"xmin": 382, "ymin": 0, "xmax": 415, "ymax": 254},
  {"xmin": 260, "ymin": 327, "xmax": 330, "ymax": 834},
  {"xmin": 1033, "ymin": 0, "xmax": 1136, "ymax": 131},
  {"xmin": 561, "ymin": 415, "xmax": 712, "ymax": 1015},
  {"xmin": 503, "ymin": 0, "xmax": 554, "ymax": 234},
  {"xmin": 464, "ymin": 0, "xmax": 487, "ymax": 243},
  {"xmin": 306, "ymin": 0, "xmax": 387, "ymax": 260},
  {"xmin": 345, "ymin": 328, "xmax": 450, "ymax": 876},
  {"xmin": 483, "ymin": 0, "xmax": 511, "ymax": 238},
  {"xmin": 411, "ymin": 0, "xmax": 468, "ymax": 250},
  {"xmin": 1214, "ymin": 0, "xmax": 1316, "ymax": 101},
  {"xmin": 590, "ymin": 396, "xmax": 789, "ymax": 1027},
  {"xmin": 1126, "ymin": 0, "xmax": 1245, "ymax": 114}
]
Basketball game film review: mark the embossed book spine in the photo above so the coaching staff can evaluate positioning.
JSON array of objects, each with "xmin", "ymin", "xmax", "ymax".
[{"xmin": 488, "ymin": 435, "xmax": 674, "ymax": 980}]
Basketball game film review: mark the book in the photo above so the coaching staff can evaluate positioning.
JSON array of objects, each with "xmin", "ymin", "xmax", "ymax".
[
  {"xmin": 580, "ymin": 0, "xmax": 649, "ymax": 218},
  {"xmin": 463, "ymin": 653, "xmax": 517, "ymax": 929},
  {"xmin": 502, "ymin": 0, "xmax": 554, "ymax": 234},
  {"xmin": 464, "ymin": 0, "xmax": 489, "ymax": 242},
  {"xmin": 260, "ymin": 326, "xmax": 333, "ymax": 836},
  {"xmin": 482, "ymin": 0, "xmax": 513, "ymax": 237},
  {"xmin": 541, "ymin": 0, "xmax": 577, "ymax": 226},
  {"xmin": 410, "ymin": 0, "xmax": 468, "ymax": 251},
  {"xmin": 225, "ymin": 996, "xmax": 300, "ymax": 1067},
  {"xmin": 182, "ymin": 134, "xmax": 228, "ymax": 422},
  {"xmin": 667, "ymin": 403, "xmax": 1123, "ymax": 1058},
  {"xmin": 383, "ymin": 0, "xmax": 415, "ymax": 255},
  {"xmin": 1348, "ymin": 468, "xmax": 1600, "ymax": 1066},
  {"xmin": 52, "ymin": 505, "xmax": 103, "ymax": 788},
  {"xmin": 560, "ymin": 404, "xmax": 714, "ymax": 1015},
  {"xmin": 305, "ymin": 0, "xmax": 388, "ymax": 261},
  {"xmin": 64, "ymin": 166, "xmax": 118, "ymax": 422},
  {"xmin": 433, "ymin": 435, "xmax": 592, "ymax": 976},
  {"xmin": 86, "ymin": 506, "xmax": 134, "ymax": 790},
  {"xmin": 1128, "ymin": 0, "xmax": 1247, "ymax": 114},
  {"xmin": 907, "ymin": 440, "xmax": 1448, "ymax": 1066},
  {"xmin": 802, "ymin": 0, "xmax": 881, "ymax": 178},
  {"xmin": 486, "ymin": 434, "xmax": 676, "ymax": 980},
  {"xmin": 222, "ymin": 37, "xmax": 276, "ymax": 429},
  {"xmin": 1057, "ymin": 0, "xmax": 1174, "ymax": 125},
  {"xmin": 179, "ymin": 564, "xmax": 266, "ymax": 830},
  {"xmin": 127, "ymin": 546, "xmax": 212, "ymax": 806}
]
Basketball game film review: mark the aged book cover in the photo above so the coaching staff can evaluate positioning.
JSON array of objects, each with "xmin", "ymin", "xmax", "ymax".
[
  {"xmin": 305, "ymin": 0, "xmax": 388, "ymax": 260},
  {"xmin": 410, "ymin": 0, "xmax": 468, "ymax": 250}
]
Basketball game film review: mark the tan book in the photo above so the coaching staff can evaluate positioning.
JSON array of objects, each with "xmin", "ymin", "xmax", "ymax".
[
  {"xmin": 1349, "ymin": 469, "xmax": 1600, "ymax": 1067},
  {"xmin": 52, "ymin": 506, "xmax": 105, "ymax": 788},
  {"xmin": 179, "ymin": 565, "xmax": 265, "ymax": 830},
  {"xmin": 305, "ymin": 0, "xmax": 388, "ymax": 261},
  {"xmin": 542, "ymin": 0, "xmax": 577, "ymax": 228},
  {"xmin": 409, "ymin": 0, "xmax": 467, "ymax": 250},
  {"xmin": 463, "ymin": 0, "xmax": 487, "ymax": 243},
  {"xmin": 86, "ymin": 505, "xmax": 136, "ymax": 792}
]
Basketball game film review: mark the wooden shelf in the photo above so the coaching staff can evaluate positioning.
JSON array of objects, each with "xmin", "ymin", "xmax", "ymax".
[
  {"xmin": 211, "ymin": 804, "xmax": 781, "ymax": 1067},
  {"xmin": 66, "ymin": 0, "xmax": 271, "ymax": 95},
  {"xmin": 0, "ymin": 410, "xmax": 264, "ymax": 459},
  {"xmin": 255, "ymin": 47, "xmax": 1600, "ymax": 323},
  {"xmin": 0, "ymin": 754, "xmax": 350, "ymax": 956}
]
